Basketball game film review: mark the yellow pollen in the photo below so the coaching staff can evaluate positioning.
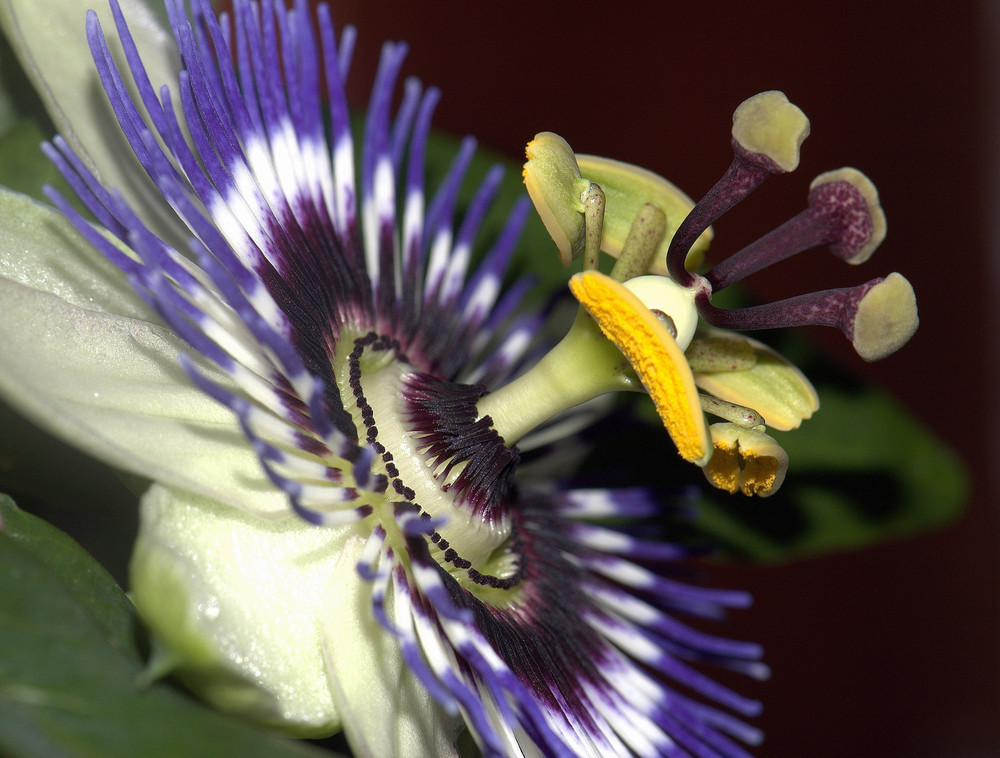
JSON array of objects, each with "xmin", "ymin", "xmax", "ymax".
[
  {"xmin": 705, "ymin": 441, "xmax": 779, "ymax": 496},
  {"xmin": 568, "ymin": 271, "xmax": 711, "ymax": 466},
  {"xmin": 703, "ymin": 423, "xmax": 788, "ymax": 497},
  {"xmin": 705, "ymin": 442, "xmax": 742, "ymax": 494}
]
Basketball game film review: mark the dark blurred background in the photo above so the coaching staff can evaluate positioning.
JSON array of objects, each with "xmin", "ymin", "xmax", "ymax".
[{"xmin": 331, "ymin": 1, "xmax": 998, "ymax": 756}]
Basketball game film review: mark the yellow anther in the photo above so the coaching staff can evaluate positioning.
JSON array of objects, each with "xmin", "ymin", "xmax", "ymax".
[
  {"xmin": 704, "ymin": 423, "xmax": 788, "ymax": 497},
  {"xmin": 568, "ymin": 271, "xmax": 711, "ymax": 466}
]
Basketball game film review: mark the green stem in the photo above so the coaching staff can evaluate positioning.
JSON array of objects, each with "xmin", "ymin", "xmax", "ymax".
[{"xmin": 477, "ymin": 311, "xmax": 637, "ymax": 446}]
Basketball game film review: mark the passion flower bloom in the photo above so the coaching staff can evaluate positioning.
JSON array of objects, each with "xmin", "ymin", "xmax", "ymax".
[{"xmin": 0, "ymin": 0, "xmax": 918, "ymax": 756}]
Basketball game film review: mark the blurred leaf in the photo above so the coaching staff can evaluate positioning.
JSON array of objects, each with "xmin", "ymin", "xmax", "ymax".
[
  {"xmin": 577, "ymin": 371, "xmax": 966, "ymax": 564},
  {"xmin": 0, "ymin": 30, "xmax": 48, "ymax": 135},
  {"xmin": 692, "ymin": 381, "xmax": 966, "ymax": 561},
  {"xmin": 0, "ymin": 119, "xmax": 62, "ymax": 200},
  {"xmin": 0, "ymin": 399, "xmax": 140, "ymax": 584},
  {"xmin": 601, "ymin": 352, "xmax": 968, "ymax": 563},
  {"xmin": 0, "ymin": 496, "xmax": 341, "ymax": 758},
  {"xmin": 0, "ymin": 28, "xmax": 79, "ymax": 206}
]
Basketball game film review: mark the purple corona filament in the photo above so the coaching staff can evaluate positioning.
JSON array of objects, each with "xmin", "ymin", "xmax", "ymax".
[{"xmin": 39, "ymin": 0, "xmax": 778, "ymax": 756}]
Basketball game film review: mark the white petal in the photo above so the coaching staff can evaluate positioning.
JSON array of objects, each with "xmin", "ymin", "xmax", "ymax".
[
  {"xmin": 319, "ymin": 559, "xmax": 462, "ymax": 758},
  {"xmin": 130, "ymin": 484, "xmax": 361, "ymax": 735},
  {"xmin": 0, "ymin": 0, "xmax": 184, "ymax": 243},
  {"xmin": 0, "ymin": 186, "xmax": 152, "ymax": 318},
  {"xmin": 0, "ymin": 275, "xmax": 287, "ymax": 514}
]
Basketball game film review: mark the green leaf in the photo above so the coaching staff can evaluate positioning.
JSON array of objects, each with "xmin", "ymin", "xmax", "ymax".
[
  {"xmin": 0, "ymin": 28, "xmax": 53, "ymax": 137},
  {"xmin": 0, "ymin": 496, "xmax": 341, "ymax": 758},
  {"xmin": 0, "ymin": 30, "xmax": 80, "ymax": 206},
  {"xmin": 0, "ymin": 119, "xmax": 62, "ymax": 201},
  {"xmin": 692, "ymin": 381, "xmax": 967, "ymax": 561}
]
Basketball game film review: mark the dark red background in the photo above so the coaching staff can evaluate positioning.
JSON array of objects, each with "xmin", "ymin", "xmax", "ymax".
[{"xmin": 330, "ymin": 2, "xmax": 998, "ymax": 756}]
